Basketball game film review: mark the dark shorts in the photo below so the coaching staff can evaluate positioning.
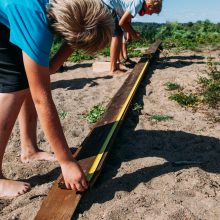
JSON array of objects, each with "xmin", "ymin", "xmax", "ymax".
[
  {"xmin": 112, "ymin": 10, "xmax": 123, "ymax": 37},
  {"xmin": 0, "ymin": 23, "xmax": 29, "ymax": 93},
  {"xmin": 103, "ymin": 3, "xmax": 123, "ymax": 37}
]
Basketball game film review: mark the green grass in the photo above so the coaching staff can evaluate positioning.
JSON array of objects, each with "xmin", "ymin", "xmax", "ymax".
[
  {"xmin": 214, "ymin": 115, "xmax": 220, "ymax": 122},
  {"xmin": 50, "ymin": 21, "xmax": 220, "ymax": 66},
  {"xmin": 169, "ymin": 92, "xmax": 199, "ymax": 106},
  {"xmin": 68, "ymin": 51, "xmax": 94, "ymax": 63},
  {"xmin": 167, "ymin": 56, "xmax": 220, "ymax": 110},
  {"xmin": 98, "ymin": 47, "xmax": 110, "ymax": 57},
  {"xmin": 132, "ymin": 103, "xmax": 142, "ymax": 112},
  {"xmin": 59, "ymin": 110, "xmax": 67, "ymax": 120},
  {"xmin": 149, "ymin": 114, "xmax": 173, "ymax": 121},
  {"xmin": 198, "ymin": 79, "xmax": 220, "ymax": 107},
  {"xmin": 84, "ymin": 104, "xmax": 106, "ymax": 124},
  {"xmin": 213, "ymin": 61, "xmax": 220, "ymax": 66},
  {"xmin": 197, "ymin": 57, "xmax": 220, "ymax": 107},
  {"xmin": 165, "ymin": 82, "xmax": 181, "ymax": 91},
  {"xmin": 50, "ymin": 21, "xmax": 220, "ymax": 63}
]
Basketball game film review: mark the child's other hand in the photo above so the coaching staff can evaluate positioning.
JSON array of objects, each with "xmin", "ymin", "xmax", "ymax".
[
  {"xmin": 134, "ymin": 32, "xmax": 141, "ymax": 40},
  {"xmin": 126, "ymin": 32, "xmax": 132, "ymax": 42},
  {"xmin": 60, "ymin": 159, "xmax": 88, "ymax": 192}
]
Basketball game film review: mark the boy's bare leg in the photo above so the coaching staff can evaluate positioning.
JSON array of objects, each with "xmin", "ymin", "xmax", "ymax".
[
  {"xmin": 0, "ymin": 90, "xmax": 31, "ymax": 198},
  {"xmin": 19, "ymin": 91, "xmax": 55, "ymax": 162},
  {"xmin": 120, "ymin": 43, "xmax": 127, "ymax": 62},
  {"xmin": 110, "ymin": 35, "xmax": 126, "ymax": 74}
]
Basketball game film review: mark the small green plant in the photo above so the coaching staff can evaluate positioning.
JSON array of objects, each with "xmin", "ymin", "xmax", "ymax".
[
  {"xmin": 169, "ymin": 92, "xmax": 199, "ymax": 106},
  {"xmin": 213, "ymin": 115, "xmax": 220, "ymax": 123},
  {"xmin": 197, "ymin": 56, "xmax": 220, "ymax": 107},
  {"xmin": 68, "ymin": 51, "xmax": 94, "ymax": 62},
  {"xmin": 59, "ymin": 110, "xmax": 67, "ymax": 120},
  {"xmin": 165, "ymin": 82, "xmax": 181, "ymax": 91},
  {"xmin": 207, "ymin": 56, "xmax": 216, "ymax": 71},
  {"xmin": 99, "ymin": 47, "xmax": 110, "ymax": 57},
  {"xmin": 132, "ymin": 103, "xmax": 142, "ymax": 112},
  {"xmin": 149, "ymin": 114, "xmax": 173, "ymax": 121},
  {"xmin": 213, "ymin": 114, "xmax": 220, "ymax": 123},
  {"xmin": 167, "ymin": 57, "xmax": 220, "ymax": 109},
  {"xmin": 85, "ymin": 104, "xmax": 106, "ymax": 124}
]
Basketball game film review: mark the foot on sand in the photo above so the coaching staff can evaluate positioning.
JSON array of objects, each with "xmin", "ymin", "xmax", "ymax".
[
  {"xmin": 120, "ymin": 57, "xmax": 136, "ymax": 68},
  {"xmin": 0, "ymin": 179, "xmax": 31, "ymax": 199},
  {"xmin": 21, "ymin": 150, "xmax": 56, "ymax": 163},
  {"xmin": 110, "ymin": 68, "xmax": 127, "ymax": 76}
]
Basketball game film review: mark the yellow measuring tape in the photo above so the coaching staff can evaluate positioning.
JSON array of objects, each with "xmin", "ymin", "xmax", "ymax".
[{"xmin": 87, "ymin": 60, "xmax": 150, "ymax": 181}]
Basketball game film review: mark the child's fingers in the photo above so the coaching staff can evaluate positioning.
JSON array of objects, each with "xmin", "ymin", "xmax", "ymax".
[
  {"xmin": 65, "ymin": 182, "xmax": 71, "ymax": 190},
  {"xmin": 74, "ymin": 183, "xmax": 84, "ymax": 192},
  {"xmin": 81, "ymin": 179, "xmax": 88, "ymax": 190},
  {"xmin": 70, "ymin": 183, "xmax": 77, "ymax": 192}
]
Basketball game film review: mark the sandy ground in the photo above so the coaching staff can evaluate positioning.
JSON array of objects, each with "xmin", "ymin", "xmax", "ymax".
[{"xmin": 0, "ymin": 48, "xmax": 220, "ymax": 220}]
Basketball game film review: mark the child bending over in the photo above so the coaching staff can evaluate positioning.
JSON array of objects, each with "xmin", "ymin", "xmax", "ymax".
[
  {"xmin": 103, "ymin": 0, "xmax": 163, "ymax": 73},
  {"xmin": 0, "ymin": 0, "xmax": 113, "ymax": 198}
]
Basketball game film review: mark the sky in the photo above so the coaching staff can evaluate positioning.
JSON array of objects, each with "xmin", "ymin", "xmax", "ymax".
[{"xmin": 133, "ymin": 0, "xmax": 220, "ymax": 23}]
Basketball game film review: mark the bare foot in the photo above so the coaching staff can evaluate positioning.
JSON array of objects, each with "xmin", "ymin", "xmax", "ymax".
[
  {"xmin": 110, "ymin": 68, "xmax": 128, "ymax": 76},
  {"xmin": 21, "ymin": 150, "xmax": 56, "ymax": 163},
  {"xmin": 0, "ymin": 179, "xmax": 30, "ymax": 199}
]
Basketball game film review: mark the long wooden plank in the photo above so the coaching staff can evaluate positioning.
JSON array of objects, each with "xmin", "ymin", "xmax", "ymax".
[
  {"xmin": 35, "ymin": 40, "xmax": 162, "ymax": 220},
  {"xmin": 89, "ymin": 40, "xmax": 162, "ymax": 186}
]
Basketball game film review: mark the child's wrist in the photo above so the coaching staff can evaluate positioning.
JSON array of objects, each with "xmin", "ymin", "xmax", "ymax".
[{"xmin": 56, "ymin": 149, "xmax": 74, "ymax": 164}]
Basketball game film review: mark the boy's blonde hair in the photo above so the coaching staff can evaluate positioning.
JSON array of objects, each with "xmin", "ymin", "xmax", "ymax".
[
  {"xmin": 47, "ymin": 0, "xmax": 114, "ymax": 53},
  {"xmin": 147, "ymin": 0, "xmax": 163, "ymax": 13}
]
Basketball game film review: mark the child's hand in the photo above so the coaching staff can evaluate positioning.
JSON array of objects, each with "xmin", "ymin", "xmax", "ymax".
[
  {"xmin": 134, "ymin": 32, "xmax": 141, "ymax": 40},
  {"xmin": 126, "ymin": 32, "xmax": 132, "ymax": 42},
  {"xmin": 60, "ymin": 159, "xmax": 88, "ymax": 192}
]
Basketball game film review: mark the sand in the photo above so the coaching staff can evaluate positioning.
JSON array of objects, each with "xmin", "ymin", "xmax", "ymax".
[{"xmin": 1, "ymin": 49, "xmax": 220, "ymax": 220}]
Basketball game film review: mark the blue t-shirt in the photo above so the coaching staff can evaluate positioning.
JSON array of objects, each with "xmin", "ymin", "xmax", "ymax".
[
  {"xmin": 0, "ymin": 0, "xmax": 53, "ymax": 67},
  {"xmin": 103, "ymin": 0, "xmax": 144, "ymax": 18}
]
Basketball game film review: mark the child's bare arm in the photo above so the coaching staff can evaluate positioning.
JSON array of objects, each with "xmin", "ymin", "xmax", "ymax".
[
  {"xmin": 119, "ymin": 11, "xmax": 140, "ymax": 40},
  {"xmin": 22, "ymin": 52, "xmax": 88, "ymax": 191},
  {"xmin": 49, "ymin": 42, "xmax": 74, "ymax": 74}
]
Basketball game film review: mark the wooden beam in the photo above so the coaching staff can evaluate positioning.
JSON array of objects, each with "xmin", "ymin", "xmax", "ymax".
[{"xmin": 35, "ymin": 40, "xmax": 162, "ymax": 220}]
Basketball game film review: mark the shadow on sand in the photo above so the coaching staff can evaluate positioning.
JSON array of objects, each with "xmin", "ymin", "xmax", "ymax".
[
  {"xmin": 72, "ymin": 54, "xmax": 220, "ymax": 218},
  {"xmin": 51, "ymin": 75, "xmax": 113, "ymax": 90},
  {"xmin": 16, "ymin": 54, "xmax": 217, "ymax": 218}
]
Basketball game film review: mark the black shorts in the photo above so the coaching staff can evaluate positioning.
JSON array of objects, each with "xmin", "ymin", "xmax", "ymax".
[
  {"xmin": 111, "ymin": 10, "xmax": 123, "ymax": 37},
  {"xmin": 0, "ymin": 23, "xmax": 29, "ymax": 93},
  {"xmin": 102, "ymin": 3, "xmax": 123, "ymax": 37},
  {"xmin": 113, "ymin": 13, "xmax": 123, "ymax": 37}
]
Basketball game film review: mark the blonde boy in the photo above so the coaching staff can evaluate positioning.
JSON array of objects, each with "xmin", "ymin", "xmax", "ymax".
[{"xmin": 0, "ymin": 0, "xmax": 113, "ymax": 198}]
